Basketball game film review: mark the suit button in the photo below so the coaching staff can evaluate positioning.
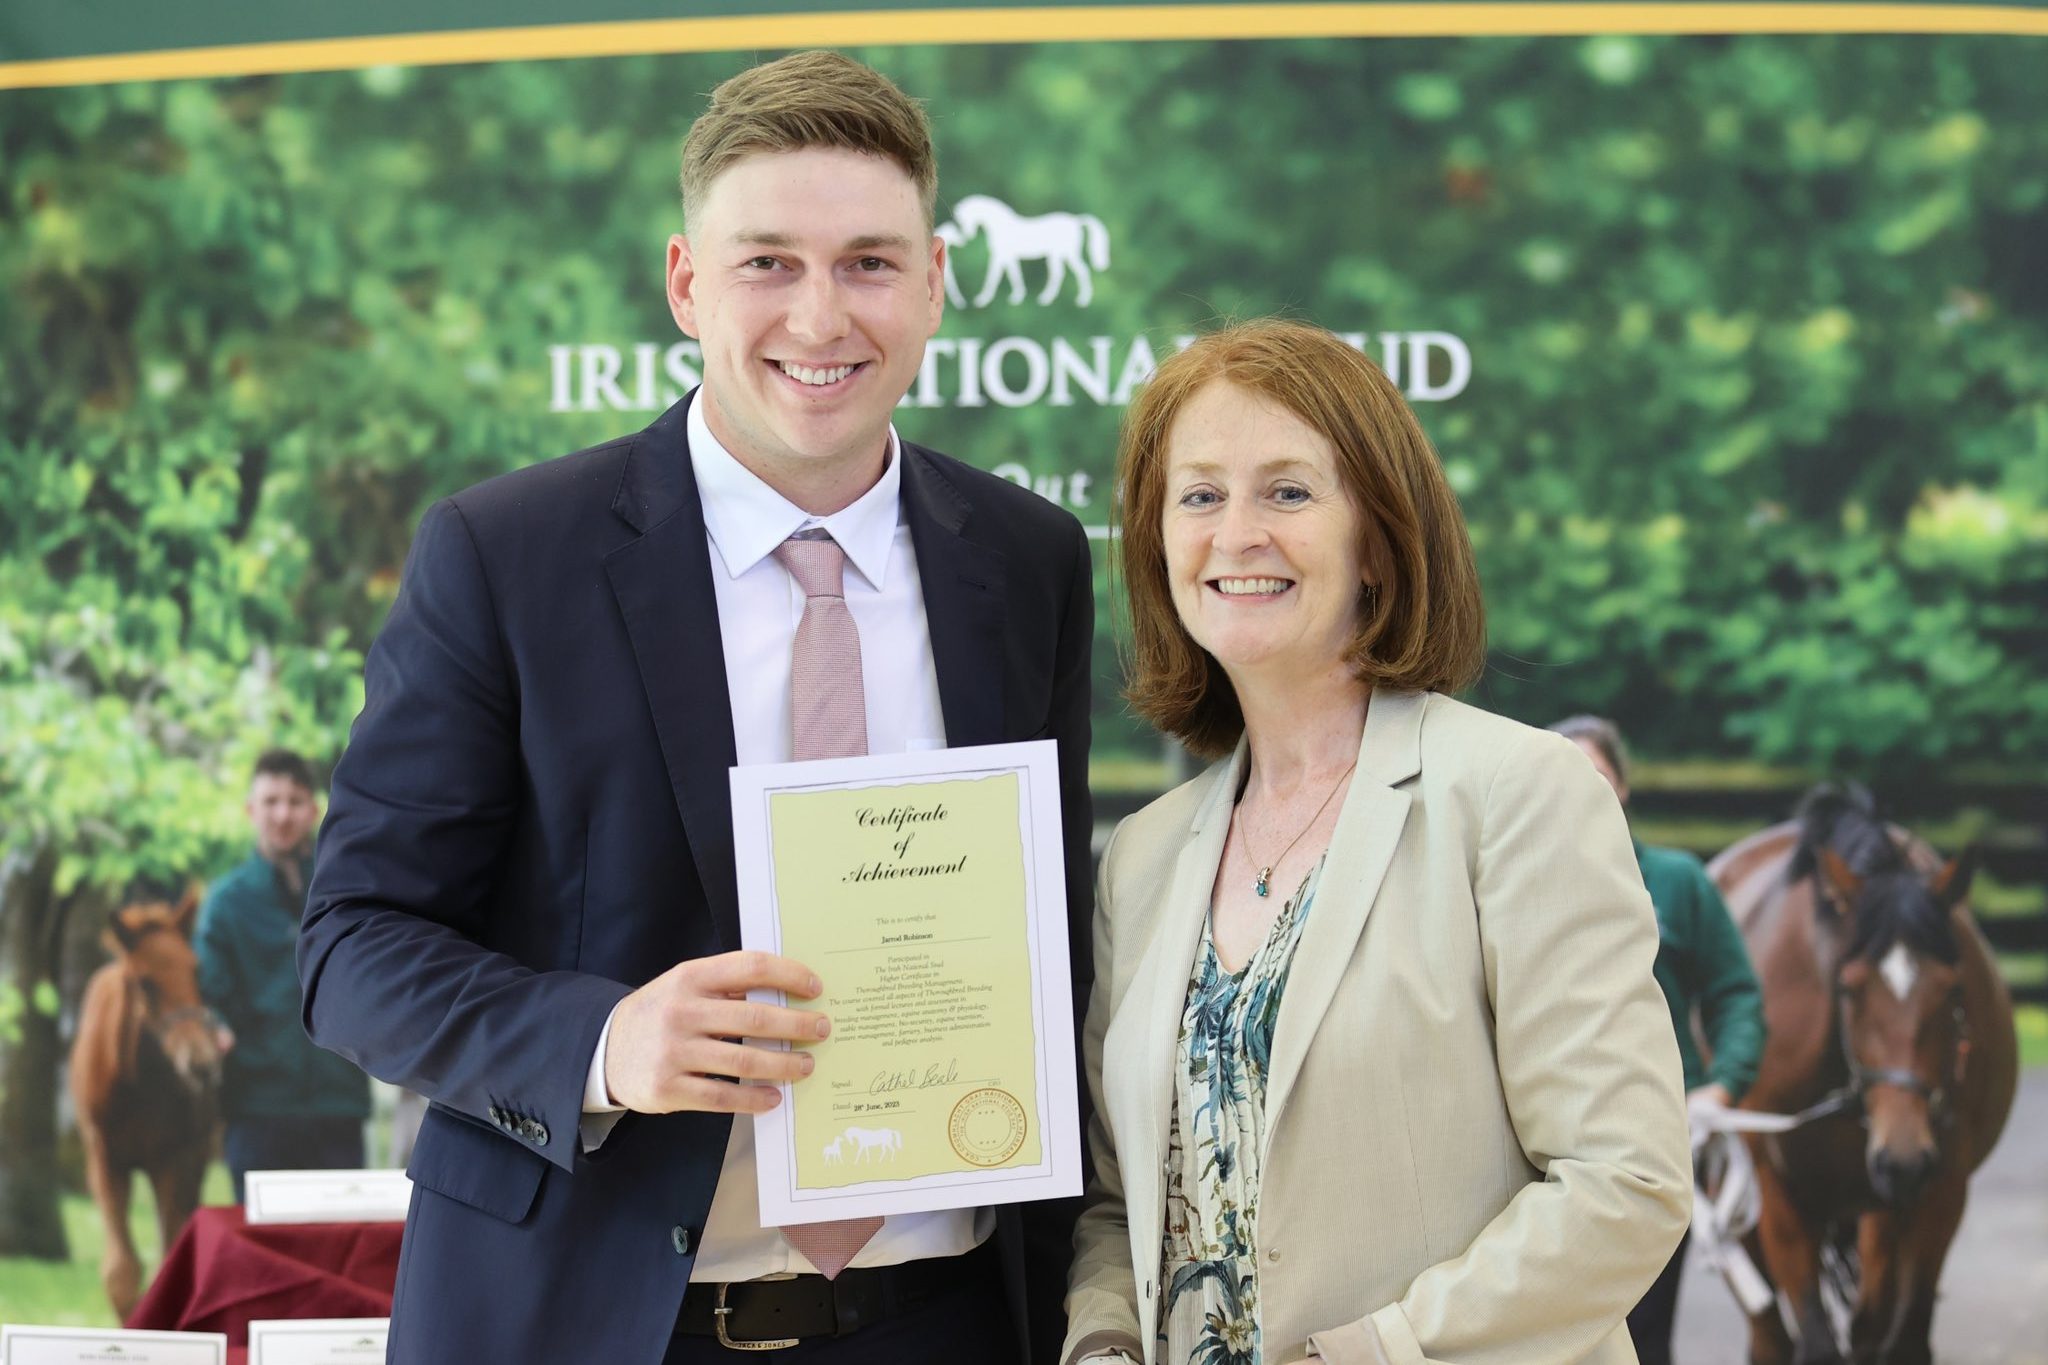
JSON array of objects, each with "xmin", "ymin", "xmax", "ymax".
[
  {"xmin": 525, "ymin": 1120, "xmax": 550, "ymax": 1147},
  {"xmin": 672, "ymin": 1226, "xmax": 692, "ymax": 1256},
  {"xmin": 488, "ymin": 1106, "xmax": 507, "ymax": 1127}
]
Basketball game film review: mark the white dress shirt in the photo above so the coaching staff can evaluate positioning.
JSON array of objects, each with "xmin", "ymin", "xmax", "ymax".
[{"xmin": 582, "ymin": 395, "xmax": 992, "ymax": 1281}]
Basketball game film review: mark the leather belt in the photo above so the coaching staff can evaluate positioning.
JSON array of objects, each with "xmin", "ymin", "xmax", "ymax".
[{"xmin": 675, "ymin": 1241, "xmax": 996, "ymax": 1350}]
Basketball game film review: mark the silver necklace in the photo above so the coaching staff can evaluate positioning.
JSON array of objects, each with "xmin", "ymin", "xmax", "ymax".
[{"xmin": 1233, "ymin": 759, "xmax": 1358, "ymax": 897}]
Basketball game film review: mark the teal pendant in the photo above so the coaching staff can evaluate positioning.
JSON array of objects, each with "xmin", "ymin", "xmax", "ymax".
[{"xmin": 1254, "ymin": 867, "xmax": 1272, "ymax": 898}]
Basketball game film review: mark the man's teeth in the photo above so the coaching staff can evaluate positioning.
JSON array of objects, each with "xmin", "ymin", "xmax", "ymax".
[
  {"xmin": 1214, "ymin": 578, "xmax": 1291, "ymax": 595},
  {"xmin": 778, "ymin": 361, "xmax": 858, "ymax": 386}
]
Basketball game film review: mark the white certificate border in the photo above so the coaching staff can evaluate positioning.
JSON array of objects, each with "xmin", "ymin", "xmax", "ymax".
[
  {"xmin": 1, "ymin": 1326, "xmax": 229, "ymax": 1365},
  {"xmin": 731, "ymin": 740, "xmax": 1081, "ymax": 1225}
]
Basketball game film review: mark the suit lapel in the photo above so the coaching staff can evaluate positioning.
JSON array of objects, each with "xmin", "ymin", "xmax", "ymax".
[
  {"xmin": 1262, "ymin": 688, "xmax": 1425, "ymax": 1157},
  {"xmin": 900, "ymin": 444, "xmax": 1008, "ymax": 748},
  {"xmin": 1115, "ymin": 744, "xmax": 1240, "ymax": 1308},
  {"xmin": 602, "ymin": 398, "xmax": 743, "ymax": 950}
]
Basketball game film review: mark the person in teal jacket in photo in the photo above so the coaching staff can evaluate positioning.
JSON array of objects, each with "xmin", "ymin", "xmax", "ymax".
[
  {"xmin": 1550, "ymin": 715, "xmax": 1768, "ymax": 1365},
  {"xmin": 195, "ymin": 749, "xmax": 370, "ymax": 1201}
]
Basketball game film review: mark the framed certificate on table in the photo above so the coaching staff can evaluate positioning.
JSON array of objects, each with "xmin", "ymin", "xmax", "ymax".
[
  {"xmin": 247, "ymin": 1319, "xmax": 389, "ymax": 1364},
  {"xmin": 243, "ymin": 1170, "xmax": 412, "ymax": 1225},
  {"xmin": 730, "ymin": 739, "xmax": 1081, "ymax": 1225}
]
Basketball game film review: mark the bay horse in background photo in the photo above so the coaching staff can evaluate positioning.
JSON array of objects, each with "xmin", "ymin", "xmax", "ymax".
[
  {"xmin": 1709, "ymin": 785, "xmax": 2018, "ymax": 1365},
  {"xmin": 69, "ymin": 883, "xmax": 224, "ymax": 1321}
]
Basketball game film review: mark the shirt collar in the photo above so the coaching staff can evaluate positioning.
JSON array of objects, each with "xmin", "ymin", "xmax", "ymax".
[{"xmin": 687, "ymin": 393, "xmax": 902, "ymax": 592}]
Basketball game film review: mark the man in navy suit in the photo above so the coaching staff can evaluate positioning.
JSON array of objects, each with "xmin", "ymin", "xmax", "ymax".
[{"xmin": 300, "ymin": 51, "xmax": 1093, "ymax": 1363}]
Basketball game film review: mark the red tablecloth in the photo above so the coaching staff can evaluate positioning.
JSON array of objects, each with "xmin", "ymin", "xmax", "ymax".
[{"xmin": 128, "ymin": 1205, "xmax": 401, "ymax": 1364}]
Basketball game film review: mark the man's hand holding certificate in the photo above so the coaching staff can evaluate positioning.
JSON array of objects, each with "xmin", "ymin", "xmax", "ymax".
[{"xmin": 730, "ymin": 740, "xmax": 1081, "ymax": 1225}]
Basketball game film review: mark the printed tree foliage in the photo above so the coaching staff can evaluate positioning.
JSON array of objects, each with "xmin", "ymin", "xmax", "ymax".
[{"xmin": 1, "ymin": 34, "xmax": 2044, "ymax": 1249}]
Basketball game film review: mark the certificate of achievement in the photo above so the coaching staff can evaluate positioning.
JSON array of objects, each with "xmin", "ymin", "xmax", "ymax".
[
  {"xmin": 0, "ymin": 1327, "xmax": 227, "ymax": 1365},
  {"xmin": 246, "ymin": 1320, "xmax": 389, "ymax": 1365},
  {"xmin": 731, "ymin": 740, "xmax": 1081, "ymax": 1225}
]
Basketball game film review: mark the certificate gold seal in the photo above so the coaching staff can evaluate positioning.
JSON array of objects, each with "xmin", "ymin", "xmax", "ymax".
[{"xmin": 948, "ymin": 1087, "xmax": 1027, "ymax": 1167}]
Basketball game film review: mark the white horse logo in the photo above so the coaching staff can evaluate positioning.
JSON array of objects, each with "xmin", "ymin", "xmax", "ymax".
[
  {"xmin": 938, "ymin": 195, "xmax": 1111, "ymax": 308},
  {"xmin": 827, "ymin": 1125, "xmax": 903, "ymax": 1164}
]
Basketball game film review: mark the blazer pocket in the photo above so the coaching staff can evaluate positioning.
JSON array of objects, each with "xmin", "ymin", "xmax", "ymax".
[{"xmin": 407, "ymin": 1105, "xmax": 549, "ymax": 1224}]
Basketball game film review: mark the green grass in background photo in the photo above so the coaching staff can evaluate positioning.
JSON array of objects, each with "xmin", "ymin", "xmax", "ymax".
[
  {"xmin": 0, "ymin": 1163, "xmax": 233, "ymax": 1328},
  {"xmin": 0, "ymin": 1094, "xmax": 406, "ymax": 1327}
]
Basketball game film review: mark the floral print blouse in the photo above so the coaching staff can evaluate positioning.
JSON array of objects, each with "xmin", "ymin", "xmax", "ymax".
[{"xmin": 1157, "ymin": 861, "xmax": 1321, "ymax": 1365}]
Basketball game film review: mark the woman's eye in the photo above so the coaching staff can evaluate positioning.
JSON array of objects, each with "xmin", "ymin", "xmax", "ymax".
[
  {"xmin": 1178, "ymin": 488, "xmax": 1219, "ymax": 509},
  {"xmin": 1273, "ymin": 484, "xmax": 1311, "ymax": 505}
]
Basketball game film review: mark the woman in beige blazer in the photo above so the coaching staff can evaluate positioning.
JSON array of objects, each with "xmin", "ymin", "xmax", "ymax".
[{"xmin": 1063, "ymin": 321, "xmax": 1691, "ymax": 1365}]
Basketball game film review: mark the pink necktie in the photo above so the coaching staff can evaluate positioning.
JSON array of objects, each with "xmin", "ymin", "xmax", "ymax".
[{"xmin": 771, "ymin": 531, "xmax": 883, "ymax": 1278}]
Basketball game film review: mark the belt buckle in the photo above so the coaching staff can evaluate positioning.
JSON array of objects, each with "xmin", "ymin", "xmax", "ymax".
[{"xmin": 714, "ymin": 1276, "xmax": 801, "ymax": 1352}]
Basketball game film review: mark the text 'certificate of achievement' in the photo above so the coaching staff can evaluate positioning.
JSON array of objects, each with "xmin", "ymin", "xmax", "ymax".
[{"xmin": 731, "ymin": 740, "xmax": 1080, "ymax": 1225}]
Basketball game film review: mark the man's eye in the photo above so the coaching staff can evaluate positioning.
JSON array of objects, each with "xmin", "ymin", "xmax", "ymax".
[
  {"xmin": 855, "ymin": 257, "xmax": 890, "ymax": 272},
  {"xmin": 744, "ymin": 256, "xmax": 781, "ymax": 270}
]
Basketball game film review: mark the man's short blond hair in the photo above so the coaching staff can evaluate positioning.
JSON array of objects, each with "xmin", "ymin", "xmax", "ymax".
[{"xmin": 680, "ymin": 51, "xmax": 938, "ymax": 231}]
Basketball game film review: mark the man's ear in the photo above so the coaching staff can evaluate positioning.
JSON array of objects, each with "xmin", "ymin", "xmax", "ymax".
[
  {"xmin": 667, "ymin": 234, "xmax": 700, "ymax": 337},
  {"xmin": 926, "ymin": 232, "xmax": 947, "ymax": 334}
]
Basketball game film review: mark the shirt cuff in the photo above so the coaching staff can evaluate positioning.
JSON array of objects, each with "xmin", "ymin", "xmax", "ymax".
[
  {"xmin": 583, "ymin": 1004, "xmax": 625, "ymax": 1113},
  {"xmin": 578, "ymin": 1004, "xmax": 627, "ymax": 1153}
]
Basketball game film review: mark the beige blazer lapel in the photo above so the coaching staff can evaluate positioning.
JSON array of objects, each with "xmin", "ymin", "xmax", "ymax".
[
  {"xmin": 1262, "ymin": 689, "xmax": 1425, "ymax": 1156},
  {"xmin": 1111, "ymin": 742, "xmax": 1242, "ymax": 1335}
]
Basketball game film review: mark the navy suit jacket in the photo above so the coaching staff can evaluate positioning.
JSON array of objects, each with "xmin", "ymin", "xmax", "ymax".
[{"xmin": 300, "ymin": 395, "xmax": 1095, "ymax": 1363}]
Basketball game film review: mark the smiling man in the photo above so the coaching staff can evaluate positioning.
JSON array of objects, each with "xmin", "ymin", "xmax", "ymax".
[{"xmin": 300, "ymin": 52, "xmax": 1095, "ymax": 1365}]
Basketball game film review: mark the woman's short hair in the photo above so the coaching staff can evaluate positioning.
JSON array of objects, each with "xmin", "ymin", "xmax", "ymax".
[
  {"xmin": 1547, "ymin": 715, "xmax": 1631, "ymax": 788},
  {"xmin": 680, "ymin": 51, "xmax": 938, "ymax": 231},
  {"xmin": 1117, "ymin": 319, "xmax": 1486, "ymax": 758}
]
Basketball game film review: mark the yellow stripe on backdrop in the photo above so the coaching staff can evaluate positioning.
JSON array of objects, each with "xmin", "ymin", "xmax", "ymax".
[{"xmin": 2, "ymin": 3, "xmax": 2046, "ymax": 90}]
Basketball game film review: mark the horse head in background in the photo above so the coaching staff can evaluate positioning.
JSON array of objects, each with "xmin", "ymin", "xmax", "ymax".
[
  {"xmin": 68, "ymin": 881, "xmax": 224, "ymax": 1321},
  {"xmin": 1800, "ymin": 791, "xmax": 1975, "ymax": 1211},
  {"xmin": 1710, "ymin": 785, "xmax": 2018, "ymax": 1365}
]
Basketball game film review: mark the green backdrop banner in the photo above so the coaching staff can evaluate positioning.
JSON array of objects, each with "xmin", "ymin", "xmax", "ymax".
[{"xmin": 3, "ymin": 32, "xmax": 2044, "ymax": 889}]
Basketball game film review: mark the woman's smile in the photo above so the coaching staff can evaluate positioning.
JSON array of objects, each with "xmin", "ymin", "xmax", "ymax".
[{"xmin": 1208, "ymin": 576, "xmax": 1296, "ymax": 600}]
